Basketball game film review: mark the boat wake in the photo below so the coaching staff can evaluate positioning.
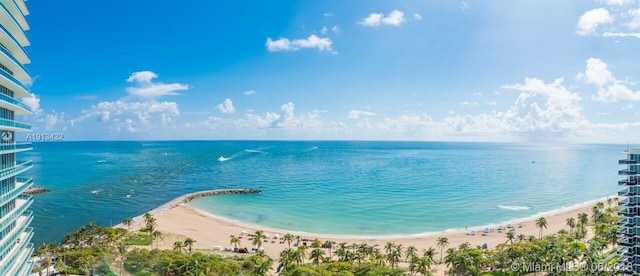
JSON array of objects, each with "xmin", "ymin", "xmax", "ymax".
[
  {"xmin": 244, "ymin": 149, "xmax": 265, "ymax": 154},
  {"xmin": 217, "ymin": 156, "xmax": 233, "ymax": 162},
  {"xmin": 498, "ymin": 205, "xmax": 530, "ymax": 211}
]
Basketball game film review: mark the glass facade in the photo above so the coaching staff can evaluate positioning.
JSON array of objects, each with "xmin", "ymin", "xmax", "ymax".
[
  {"xmin": 0, "ymin": 0, "xmax": 34, "ymax": 275},
  {"xmin": 618, "ymin": 150, "xmax": 640, "ymax": 275}
]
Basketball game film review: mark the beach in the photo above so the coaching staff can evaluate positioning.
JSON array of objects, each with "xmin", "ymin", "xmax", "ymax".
[{"xmin": 119, "ymin": 190, "xmax": 616, "ymax": 275}]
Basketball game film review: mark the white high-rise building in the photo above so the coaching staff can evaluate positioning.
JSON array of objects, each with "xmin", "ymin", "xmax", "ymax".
[{"xmin": 0, "ymin": 0, "xmax": 35, "ymax": 275}]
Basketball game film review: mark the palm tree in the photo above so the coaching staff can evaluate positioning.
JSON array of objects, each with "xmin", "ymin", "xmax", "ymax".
[
  {"xmin": 122, "ymin": 218, "xmax": 133, "ymax": 230},
  {"xmin": 566, "ymin": 217, "xmax": 576, "ymax": 236},
  {"xmin": 283, "ymin": 233, "xmax": 294, "ymax": 248},
  {"xmin": 423, "ymin": 247, "xmax": 436, "ymax": 263},
  {"xmin": 230, "ymin": 236, "xmax": 241, "ymax": 249},
  {"xmin": 506, "ymin": 230, "xmax": 515, "ymax": 244},
  {"xmin": 607, "ymin": 197, "xmax": 613, "ymax": 207},
  {"xmin": 173, "ymin": 241, "xmax": 184, "ymax": 253},
  {"xmin": 143, "ymin": 212, "xmax": 154, "ymax": 227},
  {"xmin": 251, "ymin": 230, "xmax": 266, "ymax": 249},
  {"xmin": 151, "ymin": 230, "xmax": 162, "ymax": 249},
  {"xmin": 183, "ymin": 238, "xmax": 196, "ymax": 254},
  {"xmin": 415, "ymin": 256, "xmax": 432, "ymax": 275},
  {"xmin": 311, "ymin": 238, "xmax": 322, "ymax": 248},
  {"xmin": 405, "ymin": 245, "xmax": 418, "ymax": 262},
  {"xmin": 310, "ymin": 248, "xmax": 324, "ymax": 265},
  {"xmin": 596, "ymin": 201, "xmax": 605, "ymax": 210},
  {"xmin": 578, "ymin": 212, "xmax": 589, "ymax": 238},
  {"xmin": 536, "ymin": 217, "xmax": 548, "ymax": 239},
  {"xmin": 436, "ymin": 237, "xmax": 449, "ymax": 263}
]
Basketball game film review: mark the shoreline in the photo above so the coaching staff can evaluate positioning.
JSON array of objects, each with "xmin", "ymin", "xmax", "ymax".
[{"xmin": 126, "ymin": 188, "xmax": 617, "ymax": 240}]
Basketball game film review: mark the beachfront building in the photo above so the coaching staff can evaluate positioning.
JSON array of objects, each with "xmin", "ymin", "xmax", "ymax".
[
  {"xmin": 618, "ymin": 148, "xmax": 640, "ymax": 274},
  {"xmin": 0, "ymin": 0, "xmax": 35, "ymax": 275}
]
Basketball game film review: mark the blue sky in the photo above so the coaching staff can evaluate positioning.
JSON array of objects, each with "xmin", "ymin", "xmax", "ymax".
[{"xmin": 17, "ymin": 0, "xmax": 640, "ymax": 142}]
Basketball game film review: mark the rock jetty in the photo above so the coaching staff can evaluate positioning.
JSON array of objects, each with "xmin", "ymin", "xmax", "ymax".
[
  {"xmin": 180, "ymin": 189, "xmax": 262, "ymax": 204},
  {"xmin": 23, "ymin": 186, "xmax": 51, "ymax": 195}
]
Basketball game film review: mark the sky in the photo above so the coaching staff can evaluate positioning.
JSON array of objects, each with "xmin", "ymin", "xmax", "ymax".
[{"xmin": 15, "ymin": 0, "xmax": 640, "ymax": 142}]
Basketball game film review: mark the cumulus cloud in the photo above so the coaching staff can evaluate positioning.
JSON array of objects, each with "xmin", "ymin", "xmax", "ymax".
[
  {"xmin": 320, "ymin": 25, "xmax": 328, "ymax": 35},
  {"xmin": 347, "ymin": 110, "xmax": 376, "ymax": 119},
  {"xmin": 413, "ymin": 13, "xmax": 423, "ymax": 20},
  {"xmin": 125, "ymin": 71, "xmax": 189, "ymax": 98},
  {"xmin": 461, "ymin": 101, "xmax": 478, "ymax": 106},
  {"xmin": 71, "ymin": 101, "xmax": 180, "ymax": 132},
  {"xmin": 574, "ymin": 58, "xmax": 640, "ymax": 102},
  {"xmin": 216, "ymin": 98, "xmax": 236, "ymax": 114},
  {"xmin": 331, "ymin": 26, "xmax": 340, "ymax": 34},
  {"xmin": 627, "ymin": 8, "xmax": 640, "ymax": 29},
  {"xmin": 245, "ymin": 102, "xmax": 325, "ymax": 129},
  {"xmin": 243, "ymin": 90, "xmax": 255, "ymax": 95},
  {"xmin": 22, "ymin": 94, "xmax": 41, "ymax": 114},
  {"xmin": 266, "ymin": 35, "xmax": 335, "ymax": 53},
  {"xmin": 359, "ymin": 10, "xmax": 405, "ymax": 27},
  {"xmin": 576, "ymin": 58, "xmax": 614, "ymax": 86},
  {"xmin": 576, "ymin": 8, "xmax": 614, "ymax": 36}
]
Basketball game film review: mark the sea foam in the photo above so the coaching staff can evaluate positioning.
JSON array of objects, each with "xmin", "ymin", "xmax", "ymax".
[{"xmin": 498, "ymin": 205, "xmax": 530, "ymax": 211}]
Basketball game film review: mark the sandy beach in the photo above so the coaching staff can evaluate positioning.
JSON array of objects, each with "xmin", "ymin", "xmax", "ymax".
[{"xmin": 120, "ymin": 190, "xmax": 616, "ymax": 275}]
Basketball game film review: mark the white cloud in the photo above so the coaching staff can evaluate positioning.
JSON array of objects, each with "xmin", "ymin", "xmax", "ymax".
[
  {"xmin": 125, "ymin": 71, "xmax": 189, "ymax": 98},
  {"xmin": 75, "ymin": 95, "xmax": 98, "ymax": 101},
  {"xmin": 243, "ymin": 90, "xmax": 255, "ymax": 95},
  {"xmin": 359, "ymin": 10, "xmax": 405, "ymax": 27},
  {"xmin": 461, "ymin": 101, "xmax": 478, "ymax": 106},
  {"xmin": 320, "ymin": 25, "xmax": 328, "ymax": 35},
  {"xmin": 266, "ymin": 35, "xmax": 335, "ymax": 53},
  {"xmin": 245, "ymin": 102, "xmax": 325, "ymax": 129},
  {"xmin": 627, "ymin": 8, "xmax": 640, "ymax": 29},
  {"xmin": 71, "ymin": 101, "xmax": 180, "ymax": 132},
  {"xmin": 216, "ymin": 98, "xmax": 236, "ymax": 114},
  {"xmin": 598, "ymin": 0, "xmax": 634, "ymax": 5},
  {"xmin": 331, "ymin": 26, "xmax": 340, "ymax": 34},
  {"xmin": 461, "ymin": 1, "xmax": 470, "ymax": 11},
  {"xmin": 487, "ymin": 101, "xmax": 497, "ymax": 105},
  {"xmin": 576, "ymin": 8, "xmax": 614, "ymax": 36},
  {"xmin": 414, "ymin": 13, "xmax": 423, "ymax": 20},
  {"xmin": 603, "ymin": 32, "xmax": 640, "ymax": 38},
  {"xmin": 593, "ymin": 82, "xmax": 640, "ymax": 102},
  {"xmin": 22, "ymin": 94, "xmax": 41, "ymax": 114},
  {"xmin": 472, "ymin": 92, "xmax": 483, "ymax": 96},
  {"xmin": 621, "ymin": 103, "xmax": 634, "ymax": 110},
  {"xmin": 576, "ymin": 58, "xmax": 614, "ymax": 86},
  {"xmin": 347, "ymin": 110, "xmax": 376, "ymax": 119},
  {"xmin": 45, "ymin": 113, "xmax": 64, "ymax": 131},
  {"xmin": 324, "ymin": 12, "xmax": 333, "ymax": 17}
]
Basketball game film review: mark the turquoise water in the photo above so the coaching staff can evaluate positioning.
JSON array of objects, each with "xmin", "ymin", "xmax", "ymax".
[{"xmin": 25, "ymin": 141, "xmax": 621, "ymax": 244}]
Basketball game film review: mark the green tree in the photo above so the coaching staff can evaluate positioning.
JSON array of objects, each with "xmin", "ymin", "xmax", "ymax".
[
  {"xmin": 250, "ymin": 230, "xmax": 266, "ymax": 249},
  {"xmin": 122, "ymin": 218, "xmax": 133, "ymax": 230},
  {"xmin": 310, "ymin": 248, "xmax": 325, "ymax": 265},
  {"xmin": 536, "ymin": 217, "xmax": 548, "ymax": 239},
  {"xmin": 183, "ymin": 238, "xmax": 196, "ymax": 254},
  {"xmin": 283, "ymin": 233, "xmax": 294, "ymax": 248},
  {"xmin": 566, "ymin": 217, "xmax": 576, "ymax": 236},
  {"xmin": 436, "ymin": 237, "xmax": 449, "ymax": 263}
]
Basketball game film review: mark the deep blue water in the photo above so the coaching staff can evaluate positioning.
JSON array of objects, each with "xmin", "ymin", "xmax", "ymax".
[{"xmin": 22, "ymin": 141, "xmax": 622, "ymax": 245}]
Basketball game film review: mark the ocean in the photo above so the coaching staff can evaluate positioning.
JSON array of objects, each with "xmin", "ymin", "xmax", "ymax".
[{"xmin": 23, "ymin": 141, "xmax": 621, "ymax": 245}]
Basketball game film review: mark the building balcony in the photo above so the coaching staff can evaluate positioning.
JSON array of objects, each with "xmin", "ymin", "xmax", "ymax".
[
  {"xmin": 0, "ymin": 19, "xmax": 28, "ymax": 65},
  {"xmin": 621, "ymin": 159, "xmax": 640, "ymax": 165},
  {"xmin": 619, "ymin": 199, "xmax": 640, "ymax": 207},
  {"xmin": 0, "ymin": 38, "xmax": 29, "ymax": 81},
  {"xmin": 0, "ymin": 160, "xmax": 32, "ymax": 181},
  {"xmin": 0, "ymin": 142, "xmax": 31, "ymax": 154},
  {"xmin": 619, "ymin": 179, "xmax": 638, "ymax": 186},
  {"xmin": 0, "ymin": 211, "xmax": 33, "ymax": 265},
  {"xmin": 0, "ymin": 65, "xmax": 29, "ymax": 98},
  {"xmin": 0, "ymin": 92, "xmax": 30, "ymax": 115},
  {"xmin": 620, "ymin": 169, "xmax": 639, "ymax": 176},
  {"xmin": 0, "ymin": 0, "xmax": 29, "ymax": 31},
  {"xmin": 0, "ymin": 194, "xmax": 32, "ymax": 233},
  {"xmin": 619, "ymin": 189, "xmax": 637, "ymax": 197},
  {"xmin": 619, "ymin": 238, "xmax": 635, "ymax": 247},
  {"xmin": 5, "ymin": 241, "xmax": 33, "ymax": 276},
  {"xmin": 0, "ymin": 224, "xmax": 33, "ymax": 275},
  {"xmin": 619, "ymin": 210, "xmax": 639, "ymax": 217},
  {"xmin": 0, "ymin": 177, "xmax": 31, "ymax": 206},
  {"xmin": 0, "ymin": 2, "xmax": 28, "ymax": 47}
]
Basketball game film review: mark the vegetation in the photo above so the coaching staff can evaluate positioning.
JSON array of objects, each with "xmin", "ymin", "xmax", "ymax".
[{"xmin": 33, "ymin": 198, "xmax": 622, "ymax": 275}]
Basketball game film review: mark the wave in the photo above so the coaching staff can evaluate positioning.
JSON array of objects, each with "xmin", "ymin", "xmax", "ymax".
[
  {"xmin": 310, "ymin": 146, "xmax": 318, "ymax": 150},
  {"xmin": 218, "ymin": 156, "xmax": 233, "ymax": 162},
  {"xmin": 498, "ymin": 205, "xmax": 530, "ymax": 211},
  {"xmin": 244, "ymin": 149, "xmax": 265, "ymax": 154},
  {"xmin": 91, "ymin": 189, "xmax": 103, "ymax": 194},
  {"xmin": 97, "ymin": 160, "xmax": 107, "ymax": 163}
]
